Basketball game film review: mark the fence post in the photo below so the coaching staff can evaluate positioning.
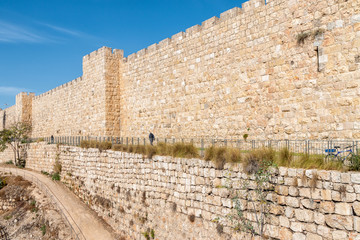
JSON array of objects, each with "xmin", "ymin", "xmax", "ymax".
[
  {"xmin": 224, "ymin": 139, "xmax": 227, "ymax": 147},
  {"xmin": 126, "ymin": 137, "xmax": 128, "ymax": 146},
  {"xmin": 144, "ymin": 138, "xmax": 146, "ymax": 146},
  {"xmin": 307, "ymin": 140, "xmax": 310, "ymax": 155},
  {"xmin": 201, "ymin": 139, "xmax": 204, "ymax": 158},
  {"xmin": 173, "ymin": 138, "xmax": 175, "ymax": 144},
  {"xmin": 132, "ymin": 137, "xmax": 134, "ymax": 145},
  {"xmin": 165, "ymin": 138, "xmax": 167, "ymax": 144}
]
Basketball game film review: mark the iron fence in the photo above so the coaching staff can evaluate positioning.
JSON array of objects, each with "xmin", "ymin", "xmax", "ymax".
[{"xmin": 34, "ymin": 136, "xmax": 360, "ymax": 157}]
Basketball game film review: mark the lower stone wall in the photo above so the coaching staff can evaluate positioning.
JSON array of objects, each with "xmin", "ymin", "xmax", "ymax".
[
  {"xmin": 23, "ymin": 143, "xmax": 360, "ymax": 239},
  {"xmin": 0, "ymin": 145, "xmax": 15, "ymax": 164}
]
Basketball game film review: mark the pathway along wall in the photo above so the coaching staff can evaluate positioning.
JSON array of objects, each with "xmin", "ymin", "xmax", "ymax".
[{"xmin": 24, "ymin": 142, "xmax": 360, "ymax": 239}]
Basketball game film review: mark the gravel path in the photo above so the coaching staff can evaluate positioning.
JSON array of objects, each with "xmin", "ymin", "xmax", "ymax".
[{"xmin": 0, "ymin": 166, "xmax": 117, "ymax": 240}]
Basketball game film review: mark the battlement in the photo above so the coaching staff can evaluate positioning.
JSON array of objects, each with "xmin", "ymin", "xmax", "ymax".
[
  {"xmin": 33, "ymin": 77, "xmax": 83, "ymax": 100},
  {"xmin": 124, "ymin": 0, "xmax": 268, "ymax": 63},
  {"xmin": 83, "ymin": 46, "xmax": 124, "ymax": 61}
]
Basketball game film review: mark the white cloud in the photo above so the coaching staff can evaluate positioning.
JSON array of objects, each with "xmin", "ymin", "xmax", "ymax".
[
  {"xmin": 0, "ymin": 86, "xmax": 31, "ymax": 95},
  {"xmin": 0, "ymin": 20, "xmax": 45, "ymax": 43}
]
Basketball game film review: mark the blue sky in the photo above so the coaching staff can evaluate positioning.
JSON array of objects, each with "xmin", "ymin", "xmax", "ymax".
[{"xmin": 0, "ymin": 0, "xmax": 245, "ymax": 109}]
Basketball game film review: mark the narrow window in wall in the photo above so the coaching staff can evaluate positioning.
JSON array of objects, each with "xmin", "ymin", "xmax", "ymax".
[{"xmin": 316, "ymin": 46, "xmax": 320, "ymax": 72}]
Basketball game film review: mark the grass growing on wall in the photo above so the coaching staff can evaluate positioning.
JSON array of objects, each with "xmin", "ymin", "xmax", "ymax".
[{"xmin": 78, "ymin": 140, "xmax": 353, "ymax": 171}]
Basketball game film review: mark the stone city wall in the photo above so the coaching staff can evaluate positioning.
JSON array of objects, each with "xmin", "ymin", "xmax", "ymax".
[
  {"xmin": 1, "ymin": 0, "xmax": 360, "ymax": 140},
  {"xmin": 23, "ymin": 142, "xmax": 360, "ymax": 239},
  {"xmin": 119, "ymin": 0, "xmax": 360, "ymax": 140},
  {"xmin": 31, "ymin": 47, "xmax": 123, "ymax": 137},
  {"xmin": 0, "ymin": 105, "xmax": 16, "ymax": 131}
]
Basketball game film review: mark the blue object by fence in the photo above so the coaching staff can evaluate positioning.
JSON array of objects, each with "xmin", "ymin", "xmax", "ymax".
[{"xmin": 325, "ymin": 149, "xmax": 336, "ymax": 153}]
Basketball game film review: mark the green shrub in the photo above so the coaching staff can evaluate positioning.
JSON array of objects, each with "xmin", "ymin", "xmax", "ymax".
[
  {"xmin": 52, "ymin": 172, "xmax": 60, "ymax": 181},
  {"xmin": 5, "ymin": 160, "xmax": 13, "ymax": 165},
  {"xmin": 349, "ymin": 154, "xmax": 360, "ymax": 171}
]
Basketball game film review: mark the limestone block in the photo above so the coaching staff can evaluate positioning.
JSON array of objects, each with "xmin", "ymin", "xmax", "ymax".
[
  {"xmin": 279, "ymin": 227, "xmax": 292, "ymax": 240},
  {"xmin": 353, "ymin": 202, "xmax": 360, "ymax": 216},
  {"xmin": 290, "ymin": 221, "xmax": 303, "ymax": 232},
  {"xmin": 294, "ymin": 209, "xmax": 314, "ymax": 222},
  {"xmin": 286, "ymin": 196, "xmax": 300, "ymax": 208},
  {"xmin": 335, "ymin": 203, "xmax": 352, "ymax": 216},
  {"xmin": 301, "ymin": 199, "xmax": 317, "ymax": 210},
  {"xmin": 305, "ymin": 233, "xmax": 322, "ymax": 240},
  {"xmin": 299, "ymin": 188, "xmax": 311, "ymax": 198},
  {"xmin": 332, "ymin": 230, "xmax": 348, "ymax": 240},
  {"xmin": 354, "ymin": 216, "xmax": 360, "ymax": 232},
  {"xmin": 352, "ymin": 173, "xmax": 360, "ymax": 184},
  {"xmin": 325, "ymin": 215, "xmax": 353, "ymax": 230},
  {"xmin": 289, "ymin": 186, "xmax": 299, "ymax": 197},
  {"xmin": 316, "ymin": 225, "xmax": 331, "ymax": 238},
  {"xmin": 292, "ymin": 232, "xmax": 306, "ymax": 240},
  {"xmin": 279, "ymin": 216, "xmax": 290, "ymax": 228}
]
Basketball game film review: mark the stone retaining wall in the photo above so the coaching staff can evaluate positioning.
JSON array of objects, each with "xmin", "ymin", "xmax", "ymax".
[{"xmin": 20, "ymin": 143, "xmax": 360, "ymax": 239}]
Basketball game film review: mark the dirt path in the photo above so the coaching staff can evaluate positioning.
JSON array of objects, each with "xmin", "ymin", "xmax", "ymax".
[{"xmin": 0, "ymin": 166, "xmax": 117, "ymax": 240}]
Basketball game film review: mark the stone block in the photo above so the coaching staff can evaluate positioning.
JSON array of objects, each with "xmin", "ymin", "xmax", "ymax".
[
  {"xmin": 279, "ymin": 216, "xmax": 290, "ymax": 228},
  {"xmin": 332, "ymin": 230, "xmax": 348, "ymax": 240},
  {"xmin": 299, "ymin": 188, "xmax": 311, "ymax": 198},
  {"xmin": 341, "ymin": 173, "xmax": 351, "ymax": 184},
  {"xmin": 305, "ymin": 233, "xmax": 322, "ymax": 240},
  {"xmin": 279, "ymin": 227, "xmax": 292, "ymax": 240},
  {"xmin": 351, "ymin": 173, "xmax": 360, "ymax": 184},
  {"xmin": 317, "ymin": 225, "xmax": 331, "ymax": 238},
  {"xmin": 332, "ymin": 171, "xmax": 341, "ymax": 183},
  {"xmin": 325, "ymin": 215, "xmax": 353, "ymax": 230},
  {"xmin": 354, "ymin": 216, "xmax": 360, "ymax": 232},
  {"xmin": 294, "ymin": 209, "xmax": 314, "ymax": 222},
  {"xmin": 319, "ymin": 201, "xmax": 335, "ymax": 213},
  {"xmin": 314, "ymin": 212, "xmax": 325, "ymax": 225},
  {"xmin": 353, "ymin": 202, "xmax": 360, "ymax": 216},
  {"xmin": 292, "ymin": 233, "xmax": 306, "ymax": 240},
  {"xmin": 335, "ymin": 202, "xmax": 353, "ymax": 215},
  {"xmin": 289, "ymin": 186, "xmax": 299, "ymax": 196},
  {"xmin": 301, "ymin": 199, "xmax": 317, "ymax": 210},
  {"xmin": 290, "ymin": 221, "xmax": 303, "ymax": 232},
  {"xmin": 286, "ymin": 196, "xmax": 300, "ymax": 208},
  {"xmin": 276, "ymin": 185, "xmax": 289, "ymax": 196}
]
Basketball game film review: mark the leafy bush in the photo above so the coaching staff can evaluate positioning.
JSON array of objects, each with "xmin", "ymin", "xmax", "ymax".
[
  {"xmin": 41, "ymin": 170, "xmax": 50, "ymax": 176},
  {"xmin": 349, "ymin": 154, "xmax": 360, "ymax": 171},
  {"xmin": 5, "ymin": 160, "xmax": 13, "ymax": 165},
  {"xmin": 52, "ymin": 172, "xmax": 60, "ymax": 181}
]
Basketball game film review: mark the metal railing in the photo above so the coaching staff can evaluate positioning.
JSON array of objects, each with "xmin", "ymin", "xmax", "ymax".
[
  {"xmin": 34, "ymin": 136, "xmax": 360, "ymax": 157},
  {"xmin": 0, "ymin": 167, "xmax": 85, "ymax": 240}
]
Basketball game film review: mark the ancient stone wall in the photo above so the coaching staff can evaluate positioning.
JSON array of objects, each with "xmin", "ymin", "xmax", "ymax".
[
  {"xmin": 23, "ymin": 142, "xmax": 360, "ymax": 239},
  {"xmin": 119, "ymin": 0, "xmax": 360, "ymax": 140},
  {"xmin": 31, "ymin": 47, "xmax": 122, "ymax": 137},
  {"xmin": 1, "ymin": 0, "xmax": 360, "ymax": 140},
  {"xmin": 0, "ymin": 105, "xmax": 16, "ymax": 131}
]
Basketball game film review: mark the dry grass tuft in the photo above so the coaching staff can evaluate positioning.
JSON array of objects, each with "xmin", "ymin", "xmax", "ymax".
[
  {"xmin": 205, "ymin": 146, "xmax": 242, "ymax": 169},
  {"xmin": 171, "ymin": 143, "xmax": 199, "ymax": 158}
]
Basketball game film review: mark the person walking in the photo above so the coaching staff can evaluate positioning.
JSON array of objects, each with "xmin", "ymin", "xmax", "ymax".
[{"xmin": 149, "ymin": 132, "xmax": 155, "ymax": 146}]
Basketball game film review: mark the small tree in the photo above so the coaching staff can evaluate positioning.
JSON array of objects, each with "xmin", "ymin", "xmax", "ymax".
[
  {"xmin": 0, "ymin": 122, "xmax": 31, "ymax": 166},
  {"xmin": 226, "ymin": 157, "xmax": 274, "ymax": 239}
]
